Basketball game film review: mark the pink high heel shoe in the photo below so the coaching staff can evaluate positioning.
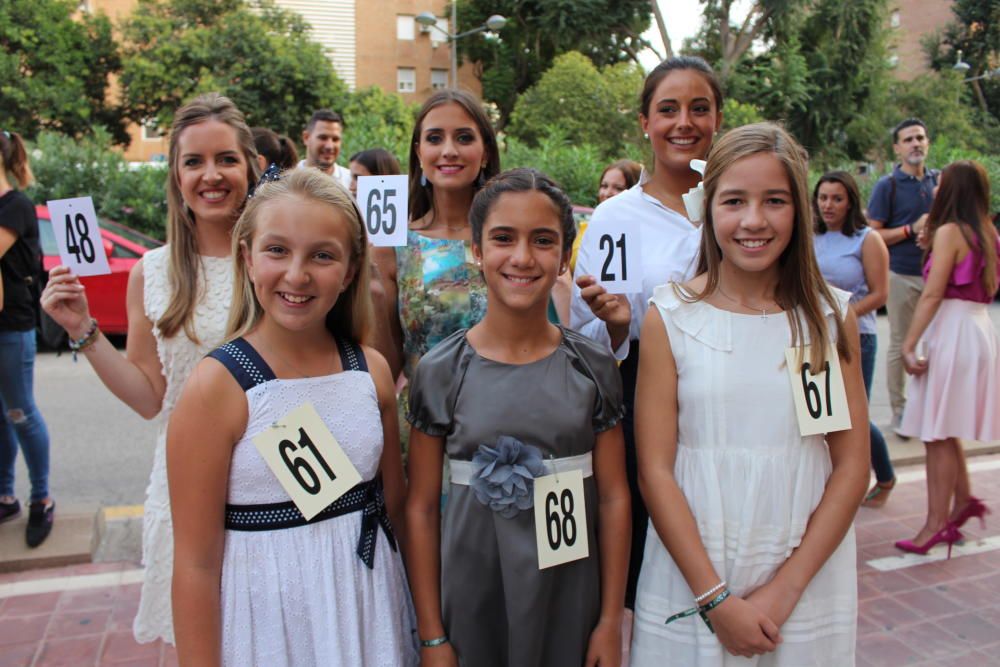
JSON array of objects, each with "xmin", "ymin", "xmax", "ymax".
[
  {"xmin": 894, "ymin": 524, "xmax": 963, "ymax": 559},
  {"xmin": 952, "ymin": 496, "xmax": 990, "ymax": 530}
]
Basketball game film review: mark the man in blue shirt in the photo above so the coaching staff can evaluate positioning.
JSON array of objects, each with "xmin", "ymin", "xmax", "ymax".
[{"xmin": 867, "ymin": 118, "xmax": 938, "ymax": 438}]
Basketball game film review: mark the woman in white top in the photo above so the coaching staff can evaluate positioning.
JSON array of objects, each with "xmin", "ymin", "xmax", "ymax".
[
  {"xmin": 571, "ymin": 56, "xmax": 723, "ymax": 614},
  {"xmin": 40, "ymin": 93, "xmax": 259, "ymax": 644}
]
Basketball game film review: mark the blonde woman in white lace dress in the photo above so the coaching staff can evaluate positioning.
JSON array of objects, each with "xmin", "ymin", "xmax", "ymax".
[{"xmin": 40, "ymin": 93, "xmax": 259, "ymax": 645}]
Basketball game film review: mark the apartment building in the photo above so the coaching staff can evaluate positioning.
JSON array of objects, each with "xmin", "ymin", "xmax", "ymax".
[
  {"xmin": 886, "ymin": 0, "xmax": 956, "ymax": 80},
  {"xmin": 82, "ymin": 0, "xmax": 482, "ymax": 161}
]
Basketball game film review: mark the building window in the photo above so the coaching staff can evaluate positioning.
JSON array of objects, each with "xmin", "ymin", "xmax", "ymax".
[
  {"xmin": 141, "ymin": 119, "xmax": 164, "ymax": 141},
  {"xmin": 429, "ymin": 18, "xmax": 449, "ymax": 45},
  {"xmin": 397, "ymin": 15, "xmax": 415, "ymax": 40},
  {"xmin": 397, "ymin": 68, "xmax": 416, "ymax": 93},
  {"xmin": 431, "ymin": 69, "xmax": 449, "ymax": 90},
  {"xmin": 890, "ymin": 10, "xmax": 901, "ymax": 28}
]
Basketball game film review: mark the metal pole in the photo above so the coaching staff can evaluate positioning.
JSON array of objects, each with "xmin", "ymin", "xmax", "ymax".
[{"xmin": 450, "ymin": 0, "xmax": 458, "ymax": 87}]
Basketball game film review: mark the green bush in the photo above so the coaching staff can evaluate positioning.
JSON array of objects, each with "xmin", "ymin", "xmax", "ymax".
[
  {"xmin": 503, "ymin": 134, "xmax": 609, "ymax": 207},
  {"xmin": 340, "ymin": 86, "xmax": 418, "ymax": 173},
  {"xmin": 26, "ymin": 130, "xmax": 169, "ymax": 239}
]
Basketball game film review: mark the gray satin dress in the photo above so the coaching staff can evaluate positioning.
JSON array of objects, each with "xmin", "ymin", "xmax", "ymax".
[{"xmin": 407, "ymin": 327, "xmax": 625, "ymax": 667}]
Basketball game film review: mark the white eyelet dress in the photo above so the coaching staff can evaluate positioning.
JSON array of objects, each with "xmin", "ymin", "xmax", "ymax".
[
  {"xmin": 630, "ymin": 284, "xmax": 858, "ymax": 666},
  {"xmin": 135, "ymin": 246, "xmax": 233, "ymax": 644},
  {"xmin": 210, "ymin": 337, "xmax": 418, "ymax": 666}
]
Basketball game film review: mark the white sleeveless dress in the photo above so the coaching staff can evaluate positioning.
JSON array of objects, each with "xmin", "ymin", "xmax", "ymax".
[
  {"xmin": 631, "ymin": 284, "xmax": 857, "ymax": 666},
  {"xmin": 215, "ymin": 339, "xmax": 418, "ymax": 666},
  {"xmin": 134, "ymin": 246, "xmax": 232, "ymax": 644}
]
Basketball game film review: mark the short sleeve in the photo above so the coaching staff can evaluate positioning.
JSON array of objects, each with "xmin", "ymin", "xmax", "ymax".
[
  {"xmin": 866, "ymin": 176, "xmax": 891, "ymax": 224},
  {"xmin": 405, "ymin": 330, "xmax": 474, "ymax": 437},
  {"xmin": 0, "ymin": 192, "xmax": 35, "ymax": 238},
  {"xmin": 562, "ymin": 329, "xmax": 625, "ymax": 433}
]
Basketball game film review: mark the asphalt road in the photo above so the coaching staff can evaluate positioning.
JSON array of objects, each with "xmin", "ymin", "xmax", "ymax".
[{"xmin": 11, "ymin": 304, "xmax": 1000, "ymax": 510}]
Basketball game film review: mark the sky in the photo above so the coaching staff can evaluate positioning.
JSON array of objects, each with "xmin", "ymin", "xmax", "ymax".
[{"xmin": 639, "ymin": 1, "xmax": 754, "ymax": 70}]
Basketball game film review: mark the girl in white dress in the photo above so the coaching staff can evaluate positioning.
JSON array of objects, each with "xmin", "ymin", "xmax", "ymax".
[
  {"xmin": 40, "ymin": 93, "xmax": 259, "ymax": 644},
  {"xmin": 168, "ymin": 168, "xmax": 417, "ymax": 666},
  {"xmin": 630, "ymin": 123, "xmax": 869, "ymax": 665}
]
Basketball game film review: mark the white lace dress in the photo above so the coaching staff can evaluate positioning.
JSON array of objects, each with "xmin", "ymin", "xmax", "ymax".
[
  {"xmin": 217, "ymin": 342, "xmax": 418, "ymax": 666},
  {"xmin": 630, "ymin": 284, "xmax": 857, "ymax": 666},
  {"xmin": 134, "ymin": 246, "xmax": 233, "ymax": 644}
]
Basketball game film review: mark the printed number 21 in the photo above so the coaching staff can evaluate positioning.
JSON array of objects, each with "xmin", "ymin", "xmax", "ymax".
[
  {"xmin": 599, "ymin": 233, "xmax": 627, "ymax": 282},
  {"xmin": 801, "ymin": 361, "xmax": 832, "ymax": 419},
  {"xmin": 65, "ymin": 213, "xmax": 96, "ymax": 263}
]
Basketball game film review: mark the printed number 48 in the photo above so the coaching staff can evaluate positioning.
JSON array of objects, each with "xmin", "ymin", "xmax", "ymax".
[
  {"xmin": 800, "ymin": 361, "xmax": 833, "ymax": 419},
  {"xmin": 599, "ymin": 233, "xmax": 627, "ymax": 282},
  {"xmin": 65, "ymin": 213, "xmax": 96, "ymax": 263},
  {"xmin": 366, "ymin": 189, "xmax": 397, "ymax": 236}
]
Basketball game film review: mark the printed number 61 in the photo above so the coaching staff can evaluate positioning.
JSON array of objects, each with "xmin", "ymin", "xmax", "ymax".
[
  {"xmin": 279, "ymin": 427, "xmax": 337, "ymax": 495},
  {"xmin": 366, "ymin": 189, "xmax": 397, "ymax": 236},
  {"xmin": 800, "ymin": 361, "xmax": 832, "ymax": 419}
]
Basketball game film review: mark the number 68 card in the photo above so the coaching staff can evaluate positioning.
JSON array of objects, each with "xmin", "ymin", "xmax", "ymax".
[{"xmin": 252, "ymin": 402, "xmax": 362, "ymax": 520}]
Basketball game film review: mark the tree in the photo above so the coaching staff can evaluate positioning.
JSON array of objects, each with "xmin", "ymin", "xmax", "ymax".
[
  {"xmin": 456, "ymin": 0, "xmax": 653, "ymax": 126},
  {"xmin": 340, "ymin": 87, "xmax": 418, "ymax": 171},
  {"xmin": 508, "ymin": 52, "xmax": 645, "ymax": 160},
  {"xmin": 0, "ymin": 0, "xmax": 125, "ymax": 143},
  {"xmin": 120, "ymin": 0, "xmax": 349, "ymax": 138},
  {"xmin": 925, "ymin": 0, "xmax": 999, "ymax": 122}
]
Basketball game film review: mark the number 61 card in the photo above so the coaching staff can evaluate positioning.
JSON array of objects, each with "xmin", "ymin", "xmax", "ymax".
[{"xmin": 46, "ymin": 197, "xmax": 111, "ymax": 277}]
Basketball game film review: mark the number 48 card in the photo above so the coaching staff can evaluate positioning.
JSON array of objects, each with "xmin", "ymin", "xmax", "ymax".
[{"xmin": 46, "ymin": 197, "xmax": 111, "ymax": 277}]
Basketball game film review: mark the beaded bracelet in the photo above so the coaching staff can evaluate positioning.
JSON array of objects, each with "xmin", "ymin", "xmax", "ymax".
[
  {"xmin": 420, "ymin": 636, "xmax": 449, "ymax": 648},
  {"xmin": 68, "ymin": 318, "xmax": 99, "ymax": 362},
  {"xmin": 694, "ymin": 580, "xmax": 727, "ymax": 604},
  {"xmin": 664, "ymin": 587, "xmax": 732, "ymax": 634}
]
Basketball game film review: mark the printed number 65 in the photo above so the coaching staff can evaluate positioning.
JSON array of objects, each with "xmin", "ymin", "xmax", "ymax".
[{"xmin": 366, "ymin": 189, "xmax": 397, "ymax": 236}]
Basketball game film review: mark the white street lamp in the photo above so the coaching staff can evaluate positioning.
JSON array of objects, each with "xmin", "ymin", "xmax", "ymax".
[{"xmin": 416, "ymin": 7, "xmax": 507, "ymax": 87}]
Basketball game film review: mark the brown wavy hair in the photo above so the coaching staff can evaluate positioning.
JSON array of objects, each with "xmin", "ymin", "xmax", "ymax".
[
  {"xmin": 0, "ymin": 130, "xmax": 34, "ymax": 188},
  {"xmin": 925, "ymin": 160, "xmax": 998, "ymax": 297},
  {"xmin": 812, "ymin": 171, "xmax": 868, "ymax": 236},
  {"xmin": 687, "ymin": 123, "xmax": 849, "ymax": 368},
  {"xmin": 227, "ymin": 168, "xmax": 372, "ymax": 344},
  {"xmin": 160, "ymin": 93, "xmax": 259, "ymax": 342},
  {"xmin": 407, "ymin": 89, "xmax": 500, "ymax": 223}
]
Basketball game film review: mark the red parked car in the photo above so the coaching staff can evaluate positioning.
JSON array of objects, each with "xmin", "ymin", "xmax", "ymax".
[{"xmin": 36, "ymin": 205, "xmax": 163, "ymax": 348}]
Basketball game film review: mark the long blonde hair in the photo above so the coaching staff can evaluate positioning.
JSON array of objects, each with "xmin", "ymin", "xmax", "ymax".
[
  {"xmin": 689, "ymin": 122, "xmax": 849, "ymax": 368},
  {"xmin": 159, "ymin": 93, "xmax": 259, "ymax": 341},
  {"xmin": 227, "ymin": 169, "xmax": 373, "ymax": 344}
]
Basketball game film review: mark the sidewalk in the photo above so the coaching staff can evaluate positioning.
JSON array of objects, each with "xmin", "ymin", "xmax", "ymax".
[{"xmin": 2, "ymin": 456, "xmax": 1000, "ymax": 666}]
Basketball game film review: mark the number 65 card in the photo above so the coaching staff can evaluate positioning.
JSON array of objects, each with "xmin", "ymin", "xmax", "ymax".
[{"xmin": 46, "ymin": 197, "xmax": 111, "ymax": 277}]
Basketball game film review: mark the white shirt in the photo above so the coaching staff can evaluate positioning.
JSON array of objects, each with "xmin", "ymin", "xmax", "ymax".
[
  {"xmin": 297, "ymin": 159, "xmax": 352, "ymax": 190},
  {"xmin": 571, "ymin": 176, "xmax": 702, "ymax": 360}
]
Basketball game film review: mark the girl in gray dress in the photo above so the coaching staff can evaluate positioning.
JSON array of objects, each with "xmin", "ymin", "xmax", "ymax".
[{"xmin": 405, "ymin": 169, "xmax": 631, "ymax": 667}]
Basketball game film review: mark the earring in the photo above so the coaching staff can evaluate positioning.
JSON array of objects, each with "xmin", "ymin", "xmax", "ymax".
[
  {"xmin": 420, "ymin": 171, "xmax": 427, "ymax": 187},
  {"xmin": 643, "ymin": 132, "xmax": 649, "ymax": 140},
  {"xmin": 476, "ymin": 169, "xmax": 485, "ymax": 187}
]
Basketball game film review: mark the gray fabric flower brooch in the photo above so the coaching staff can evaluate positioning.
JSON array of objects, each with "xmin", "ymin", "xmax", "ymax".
[{"xmin": 470, "ymin": 436, "xmax": 546, "ymax": 518}]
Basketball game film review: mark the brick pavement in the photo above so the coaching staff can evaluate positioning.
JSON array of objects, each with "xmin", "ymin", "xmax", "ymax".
[{"xmin": 2, "ymin": 457, "xmax": 999, "ymax": 666}]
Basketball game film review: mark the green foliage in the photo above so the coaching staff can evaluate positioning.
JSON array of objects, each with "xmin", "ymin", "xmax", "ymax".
[
  {"xmin": 507, "ymin": 52, "xmax": 644, "ymax": 160},
  {"xmin": 26, "ymin": 131, "xmax": 168, "ymax": 239},
  {"xmin": 0, "ymin": 0, "xmax": 125, "ymax": 143},
  {"xmin": 340, "ymin": 87, "xmax": 419, "ymax": 172},
  {"xmin": 456, "ymin": 0, "xmax": 653, "ymax": 126},
  {"xmin": 120, "ymin": 0, "xmax": 349, "ymax": 138},
  {"xmin": 721, "ymin": 99, "xmax": 765, "ymax": 129},
  {"xmin": 504, "ymin": 133, "xmax": 621, "ymax": 208},
  {"xmin": 887, "ymin": 73, "xmax": 999, "ymax": 155}
]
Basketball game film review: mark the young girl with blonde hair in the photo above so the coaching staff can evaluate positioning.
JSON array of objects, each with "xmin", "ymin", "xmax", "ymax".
[
  {"xmin": 169, "ymin": 168, "xmax": 416, "ymax": 666},
  {"xmin": 40, "ymin": 93, "xmax": 259, "ymax": 644},
  {"xmin": 631, "ymin": 123, "xmax": 869, "ymax": 665}
]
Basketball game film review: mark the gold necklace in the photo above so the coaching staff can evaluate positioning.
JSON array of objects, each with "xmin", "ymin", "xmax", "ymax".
[{"xmin": 715, "ymin": 285, "xmax": 775, "ymax": 321}]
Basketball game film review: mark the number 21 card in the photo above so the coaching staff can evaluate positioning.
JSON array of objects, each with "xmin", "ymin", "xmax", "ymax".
[
  {"xmin": 46, "ymin": 197, "xmax": 111, "ymax": 277},
  {"xmin": 583, "ymin": 217, "xmax": 643, "ymax": 294}
]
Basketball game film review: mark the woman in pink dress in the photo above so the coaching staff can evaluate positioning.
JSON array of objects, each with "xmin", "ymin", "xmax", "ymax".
[{"xmin": 896, "ymin": 160, "xmax": 1000, "ymax": 555}]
